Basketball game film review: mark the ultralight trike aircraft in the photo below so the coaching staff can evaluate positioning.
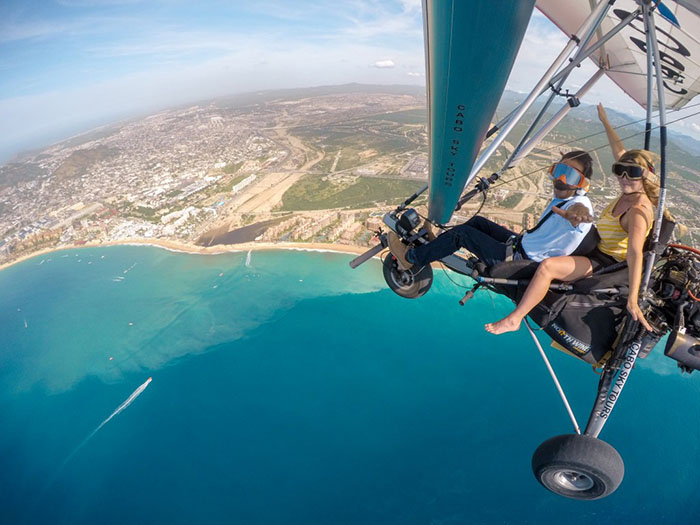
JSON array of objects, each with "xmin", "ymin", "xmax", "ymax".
[{"xmin": 350, "ymin": 0, "xmax": 700, "ymax": 500}]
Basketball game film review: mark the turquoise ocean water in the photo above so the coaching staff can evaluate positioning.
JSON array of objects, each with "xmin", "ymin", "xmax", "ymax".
[{"xmin": 1, "ymin": 246, "xmax": 699, "ymax": 524}]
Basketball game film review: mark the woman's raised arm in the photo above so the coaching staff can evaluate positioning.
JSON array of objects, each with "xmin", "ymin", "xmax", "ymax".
[{"xmin": 597, "ymin": 103, "xmax": 626, "ymax": 161}]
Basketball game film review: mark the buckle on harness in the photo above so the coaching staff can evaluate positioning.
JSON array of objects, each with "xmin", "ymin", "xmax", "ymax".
[{"xmin": 505, "ymin": 234, "xmax": 524, "ymax": 262}]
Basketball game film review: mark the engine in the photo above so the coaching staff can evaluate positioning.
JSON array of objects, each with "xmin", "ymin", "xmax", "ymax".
[{"xmin": 650, "ymin": 246, "xmax": 700, "ymax": 373}]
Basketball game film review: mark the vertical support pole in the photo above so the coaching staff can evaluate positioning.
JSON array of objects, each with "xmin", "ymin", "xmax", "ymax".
[
  {"xmin": 583, "ymin": 329, "xmax": 661, "ymax": 438},
  {"xmin": 641, "ymin": 6, "xmax": 668, "ymax": 292},
  {"xmin": 464, "ymin": 0, "xmax": 614, "ymax": 189},
  {"xmin": 583, "ymin": 330, "xmax": 653, "ymax": 437},
  {"xmin": 643, "ymin": 5, "xmax": 654, "ymax": 150}
]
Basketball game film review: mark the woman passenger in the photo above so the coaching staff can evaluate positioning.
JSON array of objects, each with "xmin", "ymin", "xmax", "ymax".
[{"xmin": 484, "ymin": 142, "xmax": 659, "ymax": 335}]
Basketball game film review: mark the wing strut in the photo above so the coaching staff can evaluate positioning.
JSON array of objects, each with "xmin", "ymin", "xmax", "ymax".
[
  {"xmin": 486, "ymin": 8, "xmax": 642, "ymax": 138},
  {"xmin": 644, "ymin": 6, "xmax": 654, "ymax": 150},
  {"xmin": 507, "ymin": 68, "xmax": 605, "ymax": 169},
  {"xmin": 465, "ymin": 0, "xmax": 613, "ymax": 190},
  {"xmin": 525, "ymin": 319, "xmax": 581, "ymax": 435},
  {"xmin": 503, "ymin": 2, "xmax": 612, "ymax": 168},
  {"xmin": 486, "ymin": 7, "xmax": 642, "ymax": 141}
]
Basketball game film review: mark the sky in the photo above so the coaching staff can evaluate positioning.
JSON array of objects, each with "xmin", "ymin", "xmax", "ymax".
[{"xmin": 1, "ymin": 0, "xmax": 699, "ymax": 164}]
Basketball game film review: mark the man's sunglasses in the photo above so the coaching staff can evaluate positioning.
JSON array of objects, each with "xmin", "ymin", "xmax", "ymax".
[
  {"xmin": 612, "ymin": 162, "xmax": 648, "ymax": 180},
  {"xmin": 548, "ymin": 162, "xmax": 586, "ymax": 189}
]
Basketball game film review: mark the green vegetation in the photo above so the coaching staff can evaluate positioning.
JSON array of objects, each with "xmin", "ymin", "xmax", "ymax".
[
  {"xmin": 280, "ymin": 175, "xmax": 425, "ymax": 211},
  {"xmin": 365, "ymin": 108, "xmax": 427, "ymax": 125},
  {"xmin": 223, "ymin": 174, "xmax": 250, "ymax": 191},
  {"xmin": 336, "ymin": 148, "xmax": 365, "ymax": 172},
  {"xmin": 190, "ymin": 174, "xmax": 253, "ymax": 203},
  {"xmin": 127, "ymin": 205, "xmax": 160, "ymax": 223},
  {"xmin": 313, "ymin": 151, "xmax": 338, "ymax": 173},
  {"xmin": 356, "ymin": 230, "xmax": 374, "ymax": 245},
  {"xmin": 62, "ymin": 126, "xmax": 121, "ymax": 149},
  {"xmin": 53, "ymin": 146, "xmax": 120, "ymax": 180},
  {"xmin": 500, "ymin": 193, "xmax": 523, "ymax": 209},
  {"xmin": 222, "ymin": 161, "xmax": 243, "ymax": 174},
  {"xmin": 0, "ymin": 162, "xmax": 47, "ymax": 189},
  {"xmin": 294, "ymin": 117, "xmax": 420, "ymax": 164}
]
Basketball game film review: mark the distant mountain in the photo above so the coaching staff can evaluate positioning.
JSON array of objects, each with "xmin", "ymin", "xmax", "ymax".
[
  {"xmin": 211, "ymin": 83, "xmax": 426, "ymax": 110},
  {"xmin": 53, "ymin": 146, "xmax": 121, "ymax": 181},
  {"xmin": 497, "ymin": 89, "xmax": 700, "ymax": 158},
  {"xmin": 671, "ymin": 130, "xmax": 700, "ymax": 155}
]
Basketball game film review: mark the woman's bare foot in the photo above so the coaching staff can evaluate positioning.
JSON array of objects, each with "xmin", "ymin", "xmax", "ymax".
[{"xmin": 485, "ymin": 315, "xmax": 522, "ymax": 335}]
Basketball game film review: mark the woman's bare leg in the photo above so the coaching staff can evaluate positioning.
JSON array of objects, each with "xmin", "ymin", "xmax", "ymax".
[{"xmin": 485, "ymin": 256, "xmax": 594, "ymax": 335}]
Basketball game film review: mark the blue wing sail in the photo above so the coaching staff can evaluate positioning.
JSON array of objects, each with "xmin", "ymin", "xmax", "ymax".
[{"xmin": 424, "ymin": 0, "xmax": 536, "ymax": 225}]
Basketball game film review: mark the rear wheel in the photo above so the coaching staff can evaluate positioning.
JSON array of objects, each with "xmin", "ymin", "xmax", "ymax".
[
  {"xmin": 532, "ymin": 434, "xmax": 624, "ymax": 500},
  {"xmin": 382, "ymin": 255, "xmax": 433, "ymax": 299}
]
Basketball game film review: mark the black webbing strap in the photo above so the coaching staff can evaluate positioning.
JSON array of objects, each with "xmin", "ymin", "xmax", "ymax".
[
  {"xmin": 508, "ymin": 201, "xmax": 564, "ymax": 260},
  {"xmin": 526, "ymin": 201, "xmax": 564, "ymax": 235}
]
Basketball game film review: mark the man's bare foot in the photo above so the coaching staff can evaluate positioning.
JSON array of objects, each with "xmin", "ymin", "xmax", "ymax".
[{"xmin": 484, "ymin": 315, "xmax": 522, "ymax": 335}]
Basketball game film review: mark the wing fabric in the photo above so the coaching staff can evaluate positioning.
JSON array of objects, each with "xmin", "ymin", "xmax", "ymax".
[
  {"xmin": 673, "ymin": 0, "xmax": 700, "ymax": 18},
  {"xmin": 424, "ymin": 0, "xmax": 536, "ymax": 225},
  {"xmin": 536, "ymin": 0, "xmax": 700, "ymax": 110}
]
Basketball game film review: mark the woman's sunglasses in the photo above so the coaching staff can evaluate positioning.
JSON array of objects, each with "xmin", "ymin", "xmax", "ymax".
[
  {"xmin": 612, "ymin": 162, "xmax": 648, "ymax": 180},
  {"xmin": 548, "ymin": 162, "xmax": 586, "ymax": 189}
]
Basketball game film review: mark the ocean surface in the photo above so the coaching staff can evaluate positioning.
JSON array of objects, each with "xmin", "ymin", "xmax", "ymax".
[{"xmin": 1, "ymin": 246, "xmax": 699, "ymax": 524}]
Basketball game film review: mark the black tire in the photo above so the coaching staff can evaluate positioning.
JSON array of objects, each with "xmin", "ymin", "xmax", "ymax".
[
  {"xmin": 532, "ymin": 434, "xmax": 624, "ymax": 500},
  {"xmin": 382, "ymin": 255, "xmax": 433, "ymax": 299}
]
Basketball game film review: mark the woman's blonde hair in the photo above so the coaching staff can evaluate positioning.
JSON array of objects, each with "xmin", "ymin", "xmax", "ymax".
[{"xmin": 617, "ymin": 149, "xmax": 675, "ymax": 223}]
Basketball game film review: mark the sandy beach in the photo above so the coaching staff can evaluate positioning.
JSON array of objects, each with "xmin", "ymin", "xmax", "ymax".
[{"xmin": 0, "ymin": 238, "xmax": 381, "ymax": 272}]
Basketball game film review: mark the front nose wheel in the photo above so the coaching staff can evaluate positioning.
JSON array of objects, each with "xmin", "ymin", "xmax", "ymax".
[
  {"xmin": 382, "ymin": 255, "xmax": 433, "ymax": 299},
  {"xmin": 532, "ymin": 434, "xmax": 624, "ymax": 500}
]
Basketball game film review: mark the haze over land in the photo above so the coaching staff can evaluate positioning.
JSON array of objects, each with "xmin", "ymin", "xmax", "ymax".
[{"xmin": 3, "ymin": 0, "xmax": 700, "ymax": 167}]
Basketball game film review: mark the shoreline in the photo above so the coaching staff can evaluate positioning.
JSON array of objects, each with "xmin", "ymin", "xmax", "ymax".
[{"xmin": 0, "ymin": 238, "xmax": 378, "ymax": 272}]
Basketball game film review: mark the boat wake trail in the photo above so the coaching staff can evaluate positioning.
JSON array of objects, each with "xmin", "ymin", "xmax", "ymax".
[
  {"xmin": 44, "ymin": 377, "xmax": 153, "ymax": 491},
  {"xmin": 87, "ymin": 377, "xmax": 152, "ymax": 439}
]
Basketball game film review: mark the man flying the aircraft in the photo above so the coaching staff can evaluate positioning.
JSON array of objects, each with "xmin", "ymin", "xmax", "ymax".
[{"xmin": 387, "ymin": 150, "xmax": 596, "ymax": 269}]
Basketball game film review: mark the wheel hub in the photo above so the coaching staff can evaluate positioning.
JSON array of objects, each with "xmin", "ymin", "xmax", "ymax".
[
  {"xmin": 391, "ymin": 267, "xmax": 414, "ymax": 288},
  {"xmin": 552, "ymin": 470, "xmax": 595, "ymax": 491}
]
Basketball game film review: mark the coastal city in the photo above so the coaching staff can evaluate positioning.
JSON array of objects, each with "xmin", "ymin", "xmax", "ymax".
[{"xmin": 1, "ymin": 85, "xmax": 699, "ymax": 266}]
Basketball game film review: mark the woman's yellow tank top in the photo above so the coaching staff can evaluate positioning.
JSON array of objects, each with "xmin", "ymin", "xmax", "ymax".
[{"xmin": 597, "ymin": 196, "xmax": 653, "ymax": 262}]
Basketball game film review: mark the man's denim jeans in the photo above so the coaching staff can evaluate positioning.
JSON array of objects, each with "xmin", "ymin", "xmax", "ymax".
[{"xmin": 407, "ymin": 216, "xmax": 516, "ymax": 268}]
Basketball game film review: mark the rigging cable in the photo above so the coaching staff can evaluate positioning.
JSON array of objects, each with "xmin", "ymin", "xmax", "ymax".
[
  {"xmin": 390, "ymin": 104, "xmax": 700, "ymax": 294},
  {"xmin": 524, "ymin": 101, "xmax": 700, "ymax": 157},
  {"xmin": 490, "ymin": 106, "xmax": 700, "ymax": 190}
]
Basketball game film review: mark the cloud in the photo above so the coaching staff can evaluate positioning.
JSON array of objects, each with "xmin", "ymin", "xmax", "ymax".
[
  {"xmin": 374, "ymin": 59, "xmax": 395, "ymax": 69},
  {"xmin": 407, "ymin": 71, "xmax": 421, "ymax": 77},
  {"xmin": 57, "ymin": 0, "xmax": 144, "ymax": 5},
  {"xmin": 0, "ymin": 20, "xmax": 76, "ymax": 43},
  {"xmin": 0, "ymin": 34, "xmax": 427, "ymax": 161},
  {"xmin": 692, "ymin": 123, "xmax": 700, "ymax": 132},
  {"xmin": 86, "ymin": 30, "xmax": 242, "ymax": 59}
]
